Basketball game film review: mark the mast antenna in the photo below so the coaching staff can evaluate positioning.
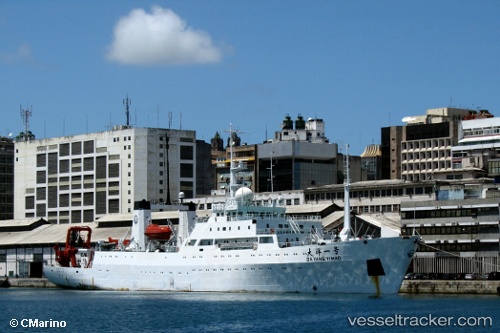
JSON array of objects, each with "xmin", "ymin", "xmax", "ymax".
[
  {"xmin": 20, "ymin": 104, "xmax": 32, "ymax": 141},
  {"xmin": 123, "ymin": 95, "xmax": 131, "ymax": 127}
]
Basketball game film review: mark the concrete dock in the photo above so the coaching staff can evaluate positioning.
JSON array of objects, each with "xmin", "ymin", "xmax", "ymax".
[
  {"xmin": 2, "ymin": 278, "xmax": 500, "ymax": 294},
  {"xmin": 1, "ymin": 278, "xmax": 57, "ymax": 288},
  {"xmin": 400, "ymin": 280, "xmax": 500, "ymax": 295}
]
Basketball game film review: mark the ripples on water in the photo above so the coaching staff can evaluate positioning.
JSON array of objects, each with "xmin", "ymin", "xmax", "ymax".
[{"xmin": 1, "ymin": 289, "xmax": 498, "ymax": 332}]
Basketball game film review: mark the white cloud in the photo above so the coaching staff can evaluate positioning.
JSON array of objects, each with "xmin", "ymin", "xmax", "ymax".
[
  {"xmin": 106, "ymin": 6, "xmax": 224, "ymax": 66},
  {"xmin": 0, "ymin": 43, "xmax": 34, "ymax": 65}
]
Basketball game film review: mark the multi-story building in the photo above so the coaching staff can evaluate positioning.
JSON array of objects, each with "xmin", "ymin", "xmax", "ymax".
[
  {"xmin": 211, "ymin": 114, "xmax": 339, "ymax": 193},
  {"xmin": 214, "ymin": 143, "xmax": 257, "ymax": 193},
  {"xmin": 381, "ymin": 107, "xmax": 476, "ymax": 181},
  {"xmin": 14, "ymin": 126, "xmax": 197, "ymax": 223},
  {"xmin": 305, "ymin": 177, "xmax": 500, "ymax": 275},
  {"xmin": 452, "ymin": 115, "xmax": 500, "ymax": 181},
  {"xmin": 400, "ymin": 181, "xmax": 500, "ymax": 275},
  {"xmin": 0, "ymin": 137, "xmax": 14, "ymax": 220},
  {"xmin": 360, "ymin": 144, "xmax": 382, "ymax": 180},
  {"xmin": 257, "ymin": 114, "xmax": 338, "ymax": 191}
]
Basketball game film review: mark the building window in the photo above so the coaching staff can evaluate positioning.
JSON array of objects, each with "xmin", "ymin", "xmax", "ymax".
[
  {"xmin": 180, "ymin": 163, "xmax": 193, "ymax": 177},
  {"xmin": 180, "ymin": 145, "xmax": 194, "ymax": 160}
]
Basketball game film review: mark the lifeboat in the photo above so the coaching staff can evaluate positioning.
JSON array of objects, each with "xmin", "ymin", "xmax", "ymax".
[
  {"xmin": 144, "ymin": 224, "xmax": 172, "ymax": 241},
  {"xmin": 108, "ymin": 238, "xmax": 130, "ymax": 246}
]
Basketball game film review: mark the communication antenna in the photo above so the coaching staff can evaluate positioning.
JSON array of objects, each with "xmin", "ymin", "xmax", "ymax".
[
  {"xmin": 168, "ymin": 111, "xmax": 173, "ymax": 129},
  {"xmin": 123, "ymin": 95, "xmax": 131, "ymax": 127},
  {"xmin": 20, "ymin": 104, "xmax": 32, "ymax": 141}
]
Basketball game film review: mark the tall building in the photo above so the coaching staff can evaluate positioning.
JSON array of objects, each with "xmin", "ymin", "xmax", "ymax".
[
  {"xmin": 210, "ymin": 114, "xmax": 338, "ymax": 193},
  {"xmin": 257, "ymin": 114, "xmax": 338, "ymax": 191},
  {"xmin": 14, "ymin": 127, "xmax": 197, "ymax": 223},
  {"xmin": 382, "ymin": 107, "xmax": 474, "ymax": 181},
  {"xmin": 0, "ymin": 137, "xmax": 14, "ymax": 220}
]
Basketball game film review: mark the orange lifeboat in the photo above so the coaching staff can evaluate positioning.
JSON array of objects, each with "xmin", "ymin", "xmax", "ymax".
[{"xmin": 144, "ymin": 224, "xmax": 173, "ymax": 241}]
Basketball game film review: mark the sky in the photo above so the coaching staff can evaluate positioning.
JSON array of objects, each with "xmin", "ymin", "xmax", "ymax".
[{"xmin": 1, "ymin": 0, "xmax": 500, "ymax": 155}]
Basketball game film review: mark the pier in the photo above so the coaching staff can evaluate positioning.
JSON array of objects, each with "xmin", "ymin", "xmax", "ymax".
[{"xmin": 400, "ymin": 280, "xmax": 500, "ymax": 295}]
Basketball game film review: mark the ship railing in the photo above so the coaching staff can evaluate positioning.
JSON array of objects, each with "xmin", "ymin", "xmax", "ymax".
[
  {"xmin": 279, "ymin": 240, "xmax": 306, "ymax": 248},
  {"xmin": 196, "ymin": 216, "xmax": 210, "ymax": 223},
  {"xmin": 218, "ymin": 242, "xmax": 256, "ymax": 251},
  {"xmin": 289, "ymin": 215, "xmax": 322, "ymax": 221},
  {"xmin": 257, "ymin": 228, "xmax": 306, "ymax": 235},
  {"xmin": 163, "ymin": 245, "xmax": 179, "ymax": 253}
]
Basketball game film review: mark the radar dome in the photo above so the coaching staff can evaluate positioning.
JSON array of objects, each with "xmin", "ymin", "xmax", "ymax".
[{"xmin": 235, "ymin": 187, "xmax": 254, "ymax": 203}]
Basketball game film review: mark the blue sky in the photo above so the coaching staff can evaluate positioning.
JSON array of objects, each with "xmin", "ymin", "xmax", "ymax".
[{"xmin": 1, "ymin": 1, "xmax": 500, "ymax": 154}]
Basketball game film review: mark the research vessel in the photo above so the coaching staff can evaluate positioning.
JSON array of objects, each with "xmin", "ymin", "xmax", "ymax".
[{"xmin": 44, "ymin": 139, "xmax": 419, "ymax": 294}]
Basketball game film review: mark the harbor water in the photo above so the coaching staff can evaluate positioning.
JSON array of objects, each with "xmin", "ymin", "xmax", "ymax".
[{"xmin": 0, "ymin": 288, "xmax": 498, "ymax": 332}]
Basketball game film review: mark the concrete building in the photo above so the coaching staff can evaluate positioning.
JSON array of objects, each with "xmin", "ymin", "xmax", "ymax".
[
  {"xmin": 381, "ymin": 107, "xmax": 476, "ymax": 181},
  {"xmin": 360, "ymin": 144, "xmax": 382, "ymax": 181},
  {"xmin": 305, "ymin": 177, "xmax": 500, "ymax": 275},
  {"xmin": 214, "ymin": 144, "xmax": 257, "ymax": 192},
  {"xmin": 452, "ymin": 116, "xmax": 500, "ymax": 181},
  {"xmin": 0, "ymin": 137, "xmax": 14, "ymax": 220},
  {"xmin": 257, "ymin": 114, "xmax": 338, "ymax": 191},
  {"xmin": 400, "ymin": 181, "xmax": 500, "ymax": 275},
  {"xmin": 211, "ymin": 114, "xmax": 339, "ymax": 194},
  {"xmin": 14, "ymin": 126, "xmax": 197, "ymax": 223}
]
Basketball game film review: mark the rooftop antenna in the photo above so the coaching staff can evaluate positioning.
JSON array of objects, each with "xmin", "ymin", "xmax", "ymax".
[
  {"xmin": 168, "ymin": 111, "xmax": 173, "ymax": 130},
  {"xmin": 156, "ymin": 105, "xmax": 159, "ymax": 128},
  {"xmin": 20, "ymin": 104, "xmax": 32, "ymax": 142},
  {"xmin": 123, "ymin": 95, "xmax": 131, "ymax": 127}
]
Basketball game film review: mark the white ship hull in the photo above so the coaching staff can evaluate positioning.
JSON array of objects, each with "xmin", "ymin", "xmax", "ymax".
[{"xmin": 44, "ymin": 236, "xmax": 418, "ymax": 294}]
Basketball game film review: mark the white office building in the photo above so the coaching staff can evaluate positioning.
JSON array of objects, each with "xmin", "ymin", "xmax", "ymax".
[{"xmin": 14, "ymin": 126, "xmax": 197, "ymax": 224}]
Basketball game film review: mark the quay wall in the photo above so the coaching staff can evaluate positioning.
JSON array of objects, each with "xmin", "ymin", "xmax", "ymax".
[
  {"xmin": 2, "ymin": 278, "xmax": 57, "ymax": 288},
  {"xmin": 3, "ymin": 278, "xmax": 500, "ymax": 295},
  {"xmin": 400, "ymin": 280, "xmax": 500, "ymax": 295}
]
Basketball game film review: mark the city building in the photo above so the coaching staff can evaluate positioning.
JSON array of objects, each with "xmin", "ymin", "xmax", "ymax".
[
  {"xmin": 452, "ymin": 115, "xmax": 500, "ymax": 181},
  {"xmin": 381, "ymin": 107, "xmax": 477, "ymax": 181},
  {"xmin": 305, "ymin": 176, "xmax": 500, "ymax": 275},
  {"xmin": 257, "ymin": 114, "xmax": 338, "ymax": 191},
  {"xmin": 400, "ymin": 180, "xmax": 500, "ymax": 275},
  {"xmin": 211, "ymin": 114, "xmax": 339, "ymax": 194},
  {"xmin": 14, "ymin": 126, "xmax": 198, "ymax": 224},
  {"xmin": 0, "ymin": 137, "xmax": 14, "ymax": 220},
  {"xmin": 360, "ymin": 144, "xmax": 382, "ymax": 180}
]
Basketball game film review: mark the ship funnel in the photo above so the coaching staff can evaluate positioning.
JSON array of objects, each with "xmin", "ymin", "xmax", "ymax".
[{"xmin": 129, "ymin": 200, "xmax": 151, "ymax": 251}]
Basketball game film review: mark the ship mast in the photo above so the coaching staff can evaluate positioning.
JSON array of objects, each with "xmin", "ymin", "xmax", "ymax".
[
  {"xmin": 227, "ymin": 124, "xmax": 237, "ymax": 198},
  {"xmin": 340, "ymin": 144, "xmax": 352, "ymax": 241},
  {"xmin": 225, "ymin": 124, "xmax": 247, "ymax": 199}
]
